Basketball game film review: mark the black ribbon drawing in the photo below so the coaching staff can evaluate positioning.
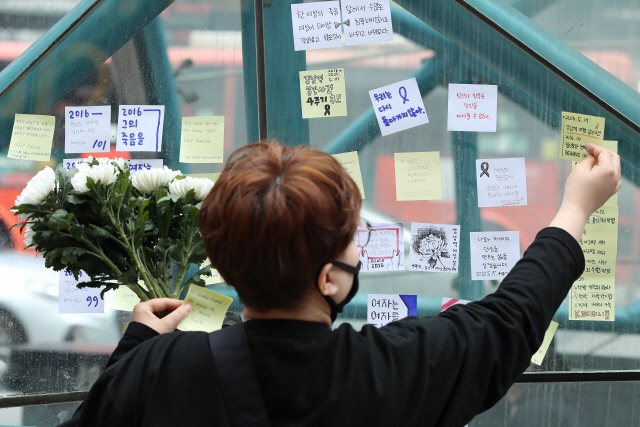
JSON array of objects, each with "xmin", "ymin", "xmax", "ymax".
[
  {"xmin": 480, "ymin": 162, "xmax": 490, "ymax": 178},
  {"xmin": 399, "ymin": 86, "xmax": 409, "ymax": 104},
  {"xmin": 324, "ymin": 104, "xmax": 331, "ymax": 116}
]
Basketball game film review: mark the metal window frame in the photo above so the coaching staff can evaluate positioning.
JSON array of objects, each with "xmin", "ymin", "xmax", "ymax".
[{"xmin": 1, "ymin": 0, "xmax": 640, "ymax": 413}]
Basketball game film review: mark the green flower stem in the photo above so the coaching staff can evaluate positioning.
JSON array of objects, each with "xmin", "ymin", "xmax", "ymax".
[
  {"xmin": 100, "ymin": 193, "xmax": 161, "ymax": 300},
  {"xmin": 126, "ymin": 283, "xmax": 150, "ymax": 302},
  {"xmin": 172, "ymin": 224, "xmax": 196, "ymax": 298}
]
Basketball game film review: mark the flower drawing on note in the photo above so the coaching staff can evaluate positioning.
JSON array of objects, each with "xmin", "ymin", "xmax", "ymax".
[{"xmin": 410, "ymin": 223, "xmax": 459, "ymax": 273}]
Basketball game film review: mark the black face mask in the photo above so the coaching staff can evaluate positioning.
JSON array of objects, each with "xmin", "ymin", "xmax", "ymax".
[{"xmin": 318, "ymin": 260, "xmax": 362, "ymax": 324}]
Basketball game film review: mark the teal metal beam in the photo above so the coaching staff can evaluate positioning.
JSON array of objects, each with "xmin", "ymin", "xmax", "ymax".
[
  {"xmin": 510, "ymin": 0, "xmax": 558, "ymax": 17},
  {"xmin": 133, "ymin": 18, "xmax": 183, "ymax": 171},
  {"xmin": 395, "ymin": 0, "xmax": 640, "ymax": 172},
  {"xmin": 0, "ymin": 0, "xmax": 176, "ymax": 154},
  {"xmin": 323, "ymin": 54, "xmax": 452, "ymax": 155},
  {"xmin": 262, "ymin": 0, "xmax": 309, "ymax": 147},
  {"xmin": 240, "ymin": 0, "xmax": 260, "ymax": 145}
]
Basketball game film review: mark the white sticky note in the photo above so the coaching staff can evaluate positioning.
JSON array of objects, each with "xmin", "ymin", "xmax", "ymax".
[
  {"xmin": 58, "ymin": 269, "xmax": 104, "ymax": 314},
  {"xmin": 126, "ymin": 159, "xmax": 164, "ymax": 175},
  {"xmin": 440, "ymin": 297, "xmax": 471, "ymax": 312},
  {"xmin": 64, "ymin": 106, "xmax": 111, "ymax": 154},
  {"xmin": 341, "ymin": 0, "xmax": 393, "ymax": 46},
  {"xmin": 62, "ymin": 158, "xmax": 163, "ymax": 176},
  {"xmin": 476, "ymin": 157, "xmax": 527, "ymax": 207},
  {"xmin": 447, "ymin": 84, "xmax": 497, "ymax": 132},
  {"xmin": 470, "ymin": 231, "xmax": 520, "ymax": 280},
  {"xmin": 369, "ymin": 78, "xmax": 429, "ymax": 136},
  {"xmin": 116, "ymin": 105, "xmax": 165, "ymax": 152},
  {"xmin": 531, "ymin": 321, "xmax": 559, "ymax": 365},
  {"xmin": 409, "ymin": 223, "xmax": 460, "ymax": 273},
  {"xmin": 291, "ymin": 1, "xmax": 342, "ymax": 51},
  {"xmin": 367, "ymin": 294, "xmax": 417, "ymax": 328},
  {"xmin": 357, "ymin": 223, "xmax": 404, "ymax": 272}
]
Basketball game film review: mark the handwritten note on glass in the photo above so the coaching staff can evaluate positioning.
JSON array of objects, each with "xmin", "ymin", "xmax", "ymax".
[
  {"xmin": 409, "ymin": 223, "xmax": 460, "ymax": 273},
  {"xmin": 470, "ymin": 231, "xmax": 520, "ymax": 280},
  {"xmin": 179, "ymin": 116, "xmax": 224, "ymax": 163},
  {"xmin": 357, "ymin": 223, "xmax": 404, "ymax": 272},
  {"xmin": 291, "ymin": 1, "xmax": 342, "ymax": 51},
  {"xmin": 178, "ymin": 286, "xmax": 233, "ymax": 332},
  {"xmin": 531, "ymin": 321, "xmax": 558, "ymax": 365},
  {"xmin": 340, "ymin": 0, "xmax": 393, "ymax": 46},
  {"xmin": 112, "ymin": 286, "xmax": 141, "ymax": 311},
  {"xmin": 570, "ymin": 275, "xmax": 615, "ymax": 321},
  {"xmin": 369, "ymin": 77, "xmax": 429, "ymax": 136},
  {"xmin": 8, "ymin": 114, "xmax": 55, "ymax": 161},
  {"xmin": 580, "ymin": 226, "xmax": 618, "ymax": 276},
  {"xmin": 63, "ymin": 158, "xmax": 163, "ymax": 176},
  {"xmin": 476, "ymin": 157, "xmax": 527, "ymax": 207},
  {"xmin": 64, "ymin": 106, "xmax": 111, "ymax": 154},
  {"xmin": 394, "ymin": 151, "xmax": 442, "ymax": 201},
  {"xmin": 116, "ymin": 105, "xmax": 165, "ymax": 152},
  {"xmin": 586, "ymin": 206, "xmax": 618, "ymax": 229},
  {"xmin": 300, "ymin": 68, "xmax": 347, "ymax": 119},
  {"xmin": 447, "ymin": 84, "xmax": 497, "ymax": 132},
  {"xmin": 332, "ymin": 151, "xmax": 365, "ymax": 199},
  {"xmin": 59, "ymin": 269, "xmax": 104, "ymax": 314},
  {"xmin": 560, "ymin": 112, "xmax": 605, "ymax": 161},
  {"xmin": 367, "ymin": 294, "xmax": 417, "ymax": 328}
]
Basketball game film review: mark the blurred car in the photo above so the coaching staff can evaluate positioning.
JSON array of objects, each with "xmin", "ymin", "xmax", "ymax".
[{"xmin": 0, "ymin": 252, "xmax": 122, "ymax": 348}]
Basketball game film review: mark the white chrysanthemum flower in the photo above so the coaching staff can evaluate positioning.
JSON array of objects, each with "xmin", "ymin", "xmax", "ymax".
[
  {"xmin": 168, "ymin": 176, "xmax": 214, "ymax": 201},
  {"xmin": 131, "ymin": 166, "xmax": 181, "ymax": 195},
  {"xmin": 71, "ymin": 163, "xmax": 119, "ymax": 193},
  {"xmin": 14, "ymin": 166, "xmax": 56, "ymax": 206},
  {"xmin": 111, "ymin": 158, "xmax": 128, "ymax": 171},
  {"xmin": 23, "ymin": 223, "xmax": 35, "ymax": 246}
]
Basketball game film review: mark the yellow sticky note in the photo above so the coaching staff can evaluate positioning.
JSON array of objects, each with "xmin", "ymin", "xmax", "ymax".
[
  {"xmin": 581, "ymin": 226, "xmax": 617, "ymax": 276},
  {"xmin": 179, "ymin": 116, "xmax": 224, "ymax": 163},
  {"xmin": 178, "ymin": 286, "xmax": 233, "ymax": 332},
  {"xmin": 187, "ymin": 172, "xmax": 221, "ymax": 182},
  {"xmin": 394, "ymin": 151, "xmax": 442, "ymax": 201},
  {"xmin": 299, "ymin": 68, "xmax": 347, "ymax": 119},
  {"xmin": 570, "ymin": 274, "xmax": 615, "ymax": 321},
  {"xmin": 7, "ymin": 114, "xmax": 55, "ymax": 161},
  {"xmin": 586, "ymin": 206, "xmax": 618, "ymax": 229},
  {"xmin": 202, "ymin": 258, "xmax": 225, "ymax": 285},
  {"xmin": 332, "ymin": 151, "xmax": 365, "ymax": 199},
  {"xmin": 112, "ymin": 286, "xmax": 142, "ymax": 311},
  {"xmin": 602, "ymin": 140, "xmax": 619, "ymax": 207},
  {"xmin": 560, "ymin": 112, "xmax": 605, "ymax": 161},
  {"xmin": 531, "ymin": 321, "xmax": 558, "ymax": 365}
]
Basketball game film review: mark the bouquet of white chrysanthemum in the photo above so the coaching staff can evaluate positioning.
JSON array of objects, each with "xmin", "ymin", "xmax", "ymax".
[{"xmin": 11, "ymin": 158, "xmax": 215, "ymax": 302}]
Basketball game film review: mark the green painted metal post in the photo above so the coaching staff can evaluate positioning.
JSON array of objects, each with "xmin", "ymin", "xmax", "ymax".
[
  {"xmin": 133, "ymin": 18, "xmax": 183, "ymax": 170},
  {"xmin": 261, "ymin": 0, "xmax": 309, "ymax": 147}
]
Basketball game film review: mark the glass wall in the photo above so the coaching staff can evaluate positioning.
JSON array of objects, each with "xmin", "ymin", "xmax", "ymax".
[{"xmin": 0, "ymin": 0, "xmax": 639, "ymax": 425}]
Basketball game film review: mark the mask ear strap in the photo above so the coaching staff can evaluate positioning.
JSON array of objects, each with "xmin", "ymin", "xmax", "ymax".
[{"xmin": 331, "ymin": 260, "xmax": 362, "ymax": 274}]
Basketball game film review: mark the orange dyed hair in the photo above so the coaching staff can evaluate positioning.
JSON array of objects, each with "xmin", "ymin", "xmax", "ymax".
[{"xmin": 199, "ymin": 142, "xmax": 361, "ymax": 311}]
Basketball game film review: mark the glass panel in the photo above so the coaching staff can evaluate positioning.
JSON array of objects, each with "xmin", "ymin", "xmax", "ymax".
[
  {"xmin": 0, "ymin": 0, "xmax": 245, "ymax": 396},
  {"xmin": 473, "ymin": 381, "xmax": 640, "ymax": 426},
  {"xmin": 519, "ymin": 0, "xmax": 640, "ymax": 92},
  {"xmin": 0, "ymin": 399, "xmax": 81, "ymax": 426},
  {"xmin": 261, "ymin": 0, "xmax": 640, "ymax": 373}
]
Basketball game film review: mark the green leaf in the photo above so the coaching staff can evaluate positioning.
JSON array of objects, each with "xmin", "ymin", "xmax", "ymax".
[{"xmin": 49, "ymin": 209, "xmax": 72, "ymax": 231}]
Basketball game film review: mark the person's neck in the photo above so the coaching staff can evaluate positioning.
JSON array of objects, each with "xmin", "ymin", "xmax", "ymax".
[{"xmin": 242, "ymin": 290, "xmax": 332, "ymax": 328}]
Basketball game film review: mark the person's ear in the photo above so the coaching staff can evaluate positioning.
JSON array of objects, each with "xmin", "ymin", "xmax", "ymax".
[{"xmin": 316, "ymin": 262, "xmax": 338, "ymax": 297}]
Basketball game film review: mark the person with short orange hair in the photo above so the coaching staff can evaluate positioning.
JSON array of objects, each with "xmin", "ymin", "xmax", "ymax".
[{"xmin": 60, "ymin": 141, "xmax": 621, "ymax": 427}]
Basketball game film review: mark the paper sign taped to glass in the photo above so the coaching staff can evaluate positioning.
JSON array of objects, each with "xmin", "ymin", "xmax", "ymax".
[
  {"xmin": 356, "ymin": 223, "xmax": 404, "ymax": 272},
  {"xmin": 409, "ymin": 223, "xmax": 460, "ymax": 273},
  {"xmin": 367, "ymin": 294, "xmax": 417, "ymax": 328}
]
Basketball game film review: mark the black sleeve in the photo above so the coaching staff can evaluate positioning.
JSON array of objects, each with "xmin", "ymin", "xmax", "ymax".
[
  {"xmin": 370, "ymin": 226, "xmax": 584, "ymax": 427},
  {"xmin": 105, "ymin": 322, "xmax": 159, "ymax": 368}
]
